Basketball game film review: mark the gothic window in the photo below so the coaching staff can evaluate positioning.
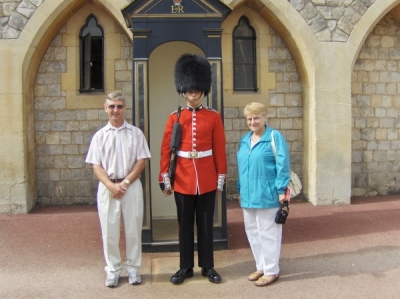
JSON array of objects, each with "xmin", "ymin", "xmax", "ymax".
[
  {"xmin": 79, "ymin": 15, "xmax": 104, "ymax": 92},
  {"xmin": 233, "ymin": 17, "xmax": 257, "ymax": 91}
]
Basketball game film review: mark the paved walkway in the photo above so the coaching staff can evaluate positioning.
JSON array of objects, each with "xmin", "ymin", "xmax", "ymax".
[{"xmin": 1, "ymin": 196, "xmax": 400, "ymax": 298}]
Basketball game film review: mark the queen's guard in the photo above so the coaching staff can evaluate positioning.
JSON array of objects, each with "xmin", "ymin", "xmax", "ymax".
[{"xmin": 159, "ymin": 53, "xmax": 227, "ymax": 284}]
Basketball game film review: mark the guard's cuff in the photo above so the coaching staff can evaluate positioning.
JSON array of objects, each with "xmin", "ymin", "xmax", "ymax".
[
  {"xmin": 160, "ymin": 173, "xmax": 171, "ymax": 190},
  {"xmin": 217, "ymin": 174, "xmax": 226, "ymax": 191}
]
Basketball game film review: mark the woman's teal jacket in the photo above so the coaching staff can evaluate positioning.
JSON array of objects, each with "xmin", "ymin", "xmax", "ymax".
[{"xmin": 236, "ymin": 126, "xmax": 291, "ymax": 209}]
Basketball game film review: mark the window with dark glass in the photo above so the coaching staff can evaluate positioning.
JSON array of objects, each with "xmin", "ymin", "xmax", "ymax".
[
  {"xmin": 79, "ymin": 15, "xmax": 104, "ymax": 92},
  {"xmin": 233, "ymin": 17, "xmax": 257, "ymax": 91}
]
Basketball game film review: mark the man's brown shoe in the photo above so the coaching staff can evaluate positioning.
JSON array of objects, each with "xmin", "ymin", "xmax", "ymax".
[{"xmin": 254, "ymin": 274, "xmax": 279, "ymax": 287}]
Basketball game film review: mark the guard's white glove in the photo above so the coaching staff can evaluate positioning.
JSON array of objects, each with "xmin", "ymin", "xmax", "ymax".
[{"xmin": 217, "ymin": 174, "xmax": 226, "ymax": 192}]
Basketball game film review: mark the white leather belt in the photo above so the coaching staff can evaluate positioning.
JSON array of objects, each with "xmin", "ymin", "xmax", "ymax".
[{"xmin": 177, "ymin": 149, "xmax": 212, "ymax": 159}]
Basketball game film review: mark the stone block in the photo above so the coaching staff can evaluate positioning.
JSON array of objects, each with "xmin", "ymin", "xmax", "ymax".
[
  {"xmin": 89, "ymin": 121, "xmax": 103, "ymax": 131},
  {"xmin": 360, "ymin": 47, "xmax": 378, "ymax": 60},
  {"xmin": 386, "ymin": 108, "xmax": 398, "ymax": 117},
  {"xmin": 378, "ymin": 140, "xmax": 390, "ymax": 150},
  {"xmin": 368, "ymin": 173, "xmax": 386, "ymax": 188},
  {"xmin": 375, "ymin": 107, "xmax": 385, "ymax": 117},
  {"xmin": 373, "ymin": 150, "xmax": 386, "ymax": 161},
  {"xmin": 67, "ymin": 155, "xmax": 85, "ymax": 169},
  {"xmin": 387, "ymin": 128, "xmax": 398, "ymax": 140},
  {"xmin": 265, "ymin": 107, "xmax": 276, "ymax": 118},
  {"xmin": 281, "ymin": 118, "xmax": 293, "ymax": 130},
  {"xmin": 386, "ymin": 83, "xmax": 397, "ymax": 95},
  {"xmin": 35, "ymin": 132, "xmax": 46, "ymax": 145},
  {"xmin": 386, "ymin": 150, "xmax": 397, "ymax": 161},
  {"xmin": 223, "ymin": 119, "xmax": 232, "ymax": 130},
  {"xmin": 46, "ymin": 132, "xmax": 60, "ymax": 144},
  {"xmin": 225, "ymin": 131, "xmax": 241, "ymax": 143},
  {"xmin": 51, "ymin": 97, "xmax": 65, "ymax": 110},
  {"xmin": 286, "ymin": 130, "xmax": 299, "ymax": 141},
  {"xmin": 232, "ymin": 118, "xmax": 246, "ymax": 130},
  {"xmin": 59, "ymin": 132, "xmax": 71, "ymax": 144},
  {"xmin": 49, "ymin": 169, "xmax": 60, "ymax": 181},
  {"xmin": 35, "ymin": 110, "xmax": 54, "ymax": 121},
  {"xmin": 352, "ymin": 151, "xmax": 362, "ymax": 163},
  {"xmin": 270, "ymin": 94, "xmax": 284, "ymax": 106},
  {"xmin": 54, "ymin": 47, "xmax": 66, "ymax": 60},
  {"xmin": 375, "ymin": 128, "xmax": 387, "ymax": 140},
  {"xmin": 36, "ymin": 169, "xmax": 49, "ymax": 181},
  {"xmin": 48, "ymin": 84, "xmax": 61, "ymax": 97},
  {"xmin": 268, "ymin": 118, "xmax": 280, "ymax": 129},
  {"xmin": 72, "ymin": 132, "xmax": 83, "ymax": 144},
  {"xmin": 375, "ymin": 83, "xmax": 386, "ymax": 94},
  {"xmin": 381, "ymin": 118, "xmax": 394, "ymax": 128},
  {"xmin": 54, "ymin": 156, "xmax": 67, "ymax": 168},
  {"xmin": 367, "ymin": 140, "xmax": 378, "ymax": 150},
  {"xmin": 70, "ymin": 169, "xmax": 83, "ymax": 181},
  {"xmin": 361, "ymin": 107, "xmax": 374, "ymax": 117},
  {"xmin": 51, "ymin": 121, "xmax": 66, "ymax": 132},
  {"xmin": 361, "ymin": 128, "xmax": 375, "ymax": 140},
  {"xmin": 352, "ymin": 163, "xmax": 366, "ymax": 173},
  {"xmin": 37, "ymin": 182, "xmax": 54, "ymax": 197},
  {"xmin": 362, "ymin": 83, "xmax": 375, "ymax": 94},
  {"xmin": 49, "ymin": 145, "xmax": 63, "ymax": 155},
  {"xmin": 75, "ymin": 110, "xmax": 87, "ymax": 120},
  {"xmin": 363, "ymin": 150, "xmax": 373, "ymax": 162},
  {"xmin": 60, "ymin": 169, "xmax": 72, "ymax": 180},
  {"xmin": 365, "ymin": 117, "xmax": 379, "ymax": 128},
  {"xmin": 275, "ymin": 82, "xmax": 290, "ymax": 93},
  {"xmin": 277, "ymin": 107, "xmax": 287, "ymax": 118},
  {"xmin": 86, "ymin": 110, "xmax": 99, "ymax": 120},
  {"xmin": 56, "ymin": 110, "xmax": 76, "ymax": 121},
  {"xmin": 370, "ymin": 95, "xmax": 382, "ymax": 107},
  {"xmin": 354, "ymin": 117, "xmax": 365, "ymax": 128},
  {"xmin": 63, "ymin": 145, "xmax": 78, "ymax": 155},
  {"xmin": 36, "ymin": 155, "xmax": 54, "ymax": 169},
  {"xmin": 79, "ymin": 181, "xmax": 92, "ymax": 197}
]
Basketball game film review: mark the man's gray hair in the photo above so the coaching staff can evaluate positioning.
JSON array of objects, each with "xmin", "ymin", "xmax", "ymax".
[{"xmin": 105, "ymin": 91, "xmax": 125, "ymax": 104}]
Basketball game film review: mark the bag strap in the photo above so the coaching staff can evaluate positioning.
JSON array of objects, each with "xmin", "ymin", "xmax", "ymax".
[{"xmin": 280, "ymin": 201, "xmax": 289, "ymax": 212}]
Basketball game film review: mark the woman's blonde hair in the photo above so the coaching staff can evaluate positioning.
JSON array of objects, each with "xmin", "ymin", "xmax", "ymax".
[{"xmin": 243, "ymin": 102, "xmax": 268, "ymax": 117}]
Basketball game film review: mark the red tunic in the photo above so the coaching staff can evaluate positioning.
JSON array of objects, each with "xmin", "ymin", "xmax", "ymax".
[{"xmin": 159, "ymin": 106, "xmax": 227, "ymax": 195}]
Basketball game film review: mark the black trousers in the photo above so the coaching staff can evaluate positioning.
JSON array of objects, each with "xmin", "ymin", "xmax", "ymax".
[{"xmin": 174, "ymin": 190, "xmax": 216, "ymax": 269}]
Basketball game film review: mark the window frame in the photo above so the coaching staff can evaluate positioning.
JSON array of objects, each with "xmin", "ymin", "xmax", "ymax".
[
  {"xmin": 79, "ymin": 14, "xmax": 105, "ymax": 93},
  {"xmin": 232, "ymin": 16, "xmax": 258, "ymax": 92}
]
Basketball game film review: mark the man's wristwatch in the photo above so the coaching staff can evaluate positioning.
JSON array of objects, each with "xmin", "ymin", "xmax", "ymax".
[{"xmin": 124, "ymin": 179, "xmax": 130, "ymax": 185}]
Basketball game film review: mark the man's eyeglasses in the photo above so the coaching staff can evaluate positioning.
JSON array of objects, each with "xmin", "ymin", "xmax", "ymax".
[{"xmin": 107, "ymin": 104, "xmax": 124, "ymax": 110}]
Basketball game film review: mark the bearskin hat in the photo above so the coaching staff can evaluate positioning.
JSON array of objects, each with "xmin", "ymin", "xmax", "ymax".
[{"xmin": 174, "ymin": 53, "xmax": 211, "ymax": 96}]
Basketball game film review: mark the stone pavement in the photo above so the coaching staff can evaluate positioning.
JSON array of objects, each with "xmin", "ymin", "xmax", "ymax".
[{"xmin": 1, "ymin": 196, "xmax": 400, "ymax": 299}]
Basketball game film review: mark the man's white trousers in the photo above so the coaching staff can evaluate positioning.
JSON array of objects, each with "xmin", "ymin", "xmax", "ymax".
[
  {"xmin": 243, "ymin": 207, "xmax": 282, "ymax": 275},
  {"xmin": 97, "ymin": 179, "xmax": 143, "ymax": 275}
]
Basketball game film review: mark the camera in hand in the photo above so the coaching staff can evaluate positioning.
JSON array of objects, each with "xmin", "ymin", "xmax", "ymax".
[{"xmin": 275, "ymin": 201, "xmax": 289, "ymax": 224}]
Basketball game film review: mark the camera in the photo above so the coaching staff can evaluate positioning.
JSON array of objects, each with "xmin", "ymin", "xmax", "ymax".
[{"xmin": 275, "ymin": 202, "xmax": 289, "ymax": 224}]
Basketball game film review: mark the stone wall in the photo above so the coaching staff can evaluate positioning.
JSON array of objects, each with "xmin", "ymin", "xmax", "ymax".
[
  {"xmin": 225, "ymin": 27, "xmax": 303, "ymax": 200},
  {"xmin": 0, "ymin": 0, "xmax": 43, "ymax": 39},
  {"xmin": 352, "ymin": 14, "xmax": 400, "ymax": 196},
  {"xmin": 34, "ymin": 24, "xmax": 133, "ymax": 205},
  {"xmin": 289, "ymin": 0, "xmax": 376, "ymax": 42}
]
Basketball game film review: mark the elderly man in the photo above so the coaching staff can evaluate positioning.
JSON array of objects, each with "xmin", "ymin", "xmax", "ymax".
[{"xmin": 86, "ymin": 91, "xmax": 151, "ymax": 287}]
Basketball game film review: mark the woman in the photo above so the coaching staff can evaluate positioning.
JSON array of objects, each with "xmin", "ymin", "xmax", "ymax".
[{"xmin": 236, "ymin": 102, "xmax": 290, "ymax": 287}]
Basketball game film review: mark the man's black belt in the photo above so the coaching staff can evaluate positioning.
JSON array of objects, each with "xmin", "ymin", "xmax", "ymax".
[{"xmin": 110, "ymin": 178, "xmax": 124, "ymax": 183}]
